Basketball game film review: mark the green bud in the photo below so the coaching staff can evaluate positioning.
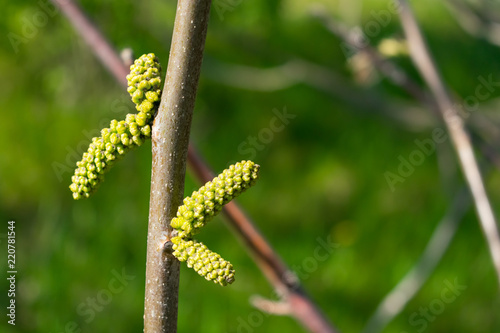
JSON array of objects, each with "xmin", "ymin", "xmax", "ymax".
[
  {"xmin": 110, "ymin": 133, "xmax": 120, "ymax": 145},
  {"xmin": 132, "ymin": 135, "xmax": 144, "ymax": 146},
  {"xmin": 132, "ymin": 90, "xmax": 144, "ymax": 104},
  {"xmin": 70, "ymin": 53, "xmax": 163, "ymax": 200},
  {"xmin": 172, "ymin": 239, "xmax": 235, "ymax": 286},
  {"xmin": 129, "ymin": 122, "xmax": 140, "ymax": 136},
  {"xmin": 171, "ymin": 160, "xmax": 259, "ymax": 238},
  {"xmin": 121, "ymin": 133, "xmax": 131, "ymax": 146},
  {"xmin": 137, "ymin": 100, "xmax": 154, "ymax": 113},
  {"xmin": 136, "ymin": 113, "xmax": 147, "ymax": 127},
  {"xmin": 141, "ymin": 124, "xmax": 151, "ymax": 137}
]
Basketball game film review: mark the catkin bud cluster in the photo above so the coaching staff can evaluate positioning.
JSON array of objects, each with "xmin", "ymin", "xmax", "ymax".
[
  {"xmin": 169, "ymin": 160, "xmax": 259, "ymax": 286},
  {"xmin": 171, "ymin": 160, "xmax": 259, "ymax": 239},
  {"xmin": 69, "ymin": 53, "xmax": 162, "ymax": 200},
  {"xmin": 172, "ymin": 237, "xmax": 235, "ymax": 286}
]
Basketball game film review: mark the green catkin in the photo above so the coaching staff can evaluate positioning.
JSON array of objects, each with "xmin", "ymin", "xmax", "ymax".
[
  {"xmin": 171, "ymin": 238, "xmax": 235, "ymax": 286},
  {"xmin": 170, "ymin": 160, "xmax": 260, "ymax": 239},
  {"xmin": 69, "ymin": 53, "xmax": 162, "ymax": 200},
  {"xmin": 169, "ymin": 160, "xmax": 259, "ymax": 286}
]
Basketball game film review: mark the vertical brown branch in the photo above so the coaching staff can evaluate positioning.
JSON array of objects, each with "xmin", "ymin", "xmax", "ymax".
[{"xmin": 143, "ymin": 0, "xmax": 212, "ymax": 332}]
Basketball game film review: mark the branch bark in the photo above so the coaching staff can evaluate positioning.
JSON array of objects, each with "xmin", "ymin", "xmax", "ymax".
[{"xmin": 143, "ymin": 1, "xmax": 212, "ymax": 332}]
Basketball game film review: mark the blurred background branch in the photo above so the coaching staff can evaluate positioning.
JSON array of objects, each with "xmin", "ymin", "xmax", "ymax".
[{"xmin": 398, "ymin": 0, "xmax": 500, "ymax": 287}]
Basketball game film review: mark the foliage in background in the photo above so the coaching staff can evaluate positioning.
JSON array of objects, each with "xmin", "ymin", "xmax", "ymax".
[{"xmin": 1, "ymin": 0, "xmax": 499, "ymax": 332}]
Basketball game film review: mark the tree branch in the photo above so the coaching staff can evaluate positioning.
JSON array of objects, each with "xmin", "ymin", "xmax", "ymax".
[
  {"xmin": 398, "ymin": 0, "xmax": 500, "ymax": 287},
  {"xmin": 143, "ymin": 0, "xmax": 212, "ymax": 332}
]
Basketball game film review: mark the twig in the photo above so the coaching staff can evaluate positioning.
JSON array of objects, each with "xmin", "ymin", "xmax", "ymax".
[
  {"xmin": 310, "ymin": 6, "xmax": 500, "ymax": 172},
  {"xmin": 309, "ymin": 7, "xmax": 430, "ymax": 107},
  {"xmin": 54, "ymin": 1, "xmax": 340, "ymax": 332},
  {"xmin": 398, "ymin": 0, "xmax": 500, "ymax": 287},
  {"xmin": 53, "ymin": 0, "xmax": 128, "ymax": 86},
  {"xmin": 362, "ymin": 189, "xmax": 470, "ymax": 333},
  {"xmin": 143, "ymin": 0, "xmax": 212, "ymax": 332},
  {"xmin": 444, "ymin": 0, "xmax": 500, "ymax": 47},
  {"xmin": 251, "ymin": 295, "xmax": 292, "ymax": 315},
  {"xmin": 311, "ymin": 5, "xmax": 500, "ymax": 327}
]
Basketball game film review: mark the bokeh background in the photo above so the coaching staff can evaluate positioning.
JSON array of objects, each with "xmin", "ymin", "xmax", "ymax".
[{"xmin": 1, "ymin": 0, "xmax": 500, "ymax": 332}]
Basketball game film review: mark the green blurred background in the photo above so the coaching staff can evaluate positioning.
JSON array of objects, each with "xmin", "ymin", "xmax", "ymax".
[{"xmin": 1, "ymin": 0, "xmax": 500, "ymax": 332}]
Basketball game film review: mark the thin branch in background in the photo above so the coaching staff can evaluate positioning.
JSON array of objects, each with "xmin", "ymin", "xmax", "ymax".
[
  {"xmin": 53, "ymin": 1, "xmax": 340, "ymax": 332},
  {"xmin": 143, "ymin": 0, "xmax": 212, "ymax": 332},
  {"xmin": 310, "ymin": 5, "xmax": 500, "ymax": 170},
  {"xmin": 54, "ymin": 0, "xmax": 128, "ymax": 86},
  {"xmin": 362, "ymin": 189, "xmax": 470, "ymax": 333},
  {"xmin": 309, "ymin": 6, "xmax": 431, "ymax": 107},
  {"xmin": 251, "ymin": 295, "xmax": 292, "ymax": 315},
  {"xmin": 398, "ymin": 0, "xmax": 500, "ymax": 287},
  {"xmin": 444, "ymin": 0, "xmax": 500, "ymax": 47},
  {"xmin": 310, "ymin": 4, "xmax": 500, "ymax": 329}
]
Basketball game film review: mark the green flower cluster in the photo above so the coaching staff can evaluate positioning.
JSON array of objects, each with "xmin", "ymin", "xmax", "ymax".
[
  {"xmin": 170, "ymin": 160, "xmax": 259, "ymax": 286},
  {"xmin": 171, "ymin": 238, "xmax": 235, "ymax": 286},
  {"xmin": 69, "ymin": 53, "xmax": 162, "ymax": 200},
  {"xmin": 171, "ymin": 160, "xmax": 260, "ymax": 238}
]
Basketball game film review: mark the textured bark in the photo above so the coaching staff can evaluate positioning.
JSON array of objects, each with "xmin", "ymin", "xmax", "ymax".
[{"xmin": 143, "ymin": 0, "xmax": 212, "ymax": 332}]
